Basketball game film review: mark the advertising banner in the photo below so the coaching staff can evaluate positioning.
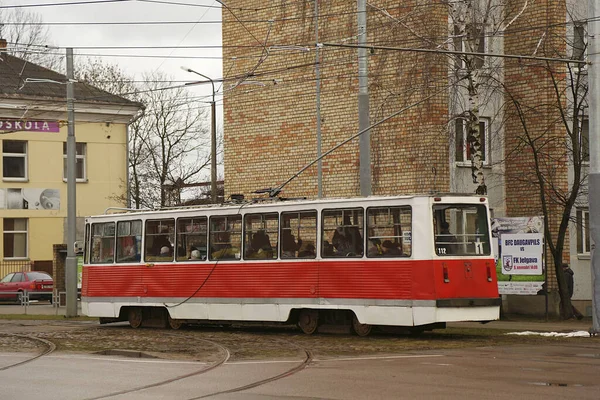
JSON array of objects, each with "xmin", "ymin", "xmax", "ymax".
[
  {"xmin": 0, "ymin": 188, "xmax": 60, "ymax": 210},
  {"xmin": 492, "ymin": 216, "xmax": 545, "ymax": 295}
]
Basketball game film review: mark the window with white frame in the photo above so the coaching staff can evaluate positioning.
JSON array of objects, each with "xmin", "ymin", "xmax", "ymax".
[
  {"xmin": 63, "ymin": 142, "xmax": 87, "ymax": 181},
  {"xmin": 2, "ymin": 140, "xmax": 28, "ymax": 180},
  {"xmin": 3, "ymin": 218, "xmax": 28, "ymax": 259},
  {"xmin": 453, "ymin": 24, "xmax": 486, "ymax": 70},
  {"xmin": 576, "ymin": 208, "xmax": 590, "ymax": 255},
  {"xmin": 455, "ymin": 117, "xmax": 489, "ymax": 164},
  {"xmin": 572, "ymin": 22, "xmax": 587, "ymax": 62}
]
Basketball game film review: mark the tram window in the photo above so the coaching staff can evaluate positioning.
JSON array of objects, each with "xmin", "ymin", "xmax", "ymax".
[
  {"xmin": 366, "ymin": 207, "xmax": 411, "ymax": 257},
  {"xmin": 433, "ymin": 204, "xmax": 491, "ymax": 256},
  {"xmin": 145, "ymin": 219, "xmax": 175, "ymax": 262},
  {"xmin": 90, "ymin": 222, "xmax": 115, "ymax": 264},
  {"xmin": 176, "ymin": 217, "xmax": 207, "ymax": 261},
  {"xmin": 209, "ymin": 215, "xmax": 242, "ymax": 261},
  {"xmin": 280, "ymin": 211, "xmax": 317, "ymax": 259},
  {"xmin": 322, "ymin": 208, "xmax": 364, "ymax": 258},
  {"xmin": 244, "ymin": 213, "xmax": 278, "ymax": 260},
  {"xmin": 116, "ymin": 220, "xmax": 142, "ymax": 263}
]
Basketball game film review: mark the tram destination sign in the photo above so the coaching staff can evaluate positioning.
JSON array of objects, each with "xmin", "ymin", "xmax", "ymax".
[{"xmin": 0, "ymin": 120, "xmax": 60, "ymax": 133}]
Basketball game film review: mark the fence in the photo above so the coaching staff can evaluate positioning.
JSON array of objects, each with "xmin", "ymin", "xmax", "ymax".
[{"xmin": 0, "ymin": 260, "xmax": 32, "ymax": 278}]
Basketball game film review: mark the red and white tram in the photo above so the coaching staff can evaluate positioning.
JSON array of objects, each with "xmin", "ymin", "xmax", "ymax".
[{"xmin": 81, "ymin": 194, "xmax": 500, "ymax": 335}]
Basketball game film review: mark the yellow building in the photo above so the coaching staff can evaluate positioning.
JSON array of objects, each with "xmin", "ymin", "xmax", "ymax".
[{"xmin": 0, "ymin": 45, "xmax": 142, "ymax": 268}]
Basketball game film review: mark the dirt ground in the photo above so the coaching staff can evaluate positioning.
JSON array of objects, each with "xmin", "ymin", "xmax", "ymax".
[{"xmin": 0, "ymin": 318, "xmax": 586, "ymax": 362}]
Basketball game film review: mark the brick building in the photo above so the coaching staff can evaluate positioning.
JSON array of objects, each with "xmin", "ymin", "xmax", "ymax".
[{"xmin": 221, "ymin": 1, "xmax": 592, "ymax": 314}]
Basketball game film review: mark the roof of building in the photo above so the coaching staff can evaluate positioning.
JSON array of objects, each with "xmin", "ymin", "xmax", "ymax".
[{"xmin": 0, "ymin": 52, "xmax": 139, "ymax": 107}]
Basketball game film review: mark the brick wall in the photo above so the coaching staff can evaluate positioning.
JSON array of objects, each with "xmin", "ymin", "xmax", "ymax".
[
  {"xmin": 504, "ymin": 0, "xmax": 569, "ymax": 289},
  {"xmin": 222, "ymin": 1, "xmax": 449, "ymax": 199}
]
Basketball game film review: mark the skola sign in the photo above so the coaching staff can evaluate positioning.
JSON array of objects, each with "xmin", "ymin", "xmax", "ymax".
[{"xmin": 0, "ymin": 120, "xmax": 60, "ymax": 133}]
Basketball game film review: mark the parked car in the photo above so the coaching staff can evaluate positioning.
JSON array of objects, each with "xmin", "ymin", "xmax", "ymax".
[{"xmin": 0, "ymin": 271, "xmax": 53, "ymax": 304}]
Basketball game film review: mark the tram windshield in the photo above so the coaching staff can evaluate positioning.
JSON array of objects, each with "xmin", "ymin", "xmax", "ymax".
[{"xmin": 433, "ymin": 204, "xmax": 490, "ymax": 256}]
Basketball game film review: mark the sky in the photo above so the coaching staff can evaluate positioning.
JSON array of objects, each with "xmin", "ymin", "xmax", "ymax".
[{"xmin": 3, "ymin": 0, "xmax": 224, "ymax": 120}]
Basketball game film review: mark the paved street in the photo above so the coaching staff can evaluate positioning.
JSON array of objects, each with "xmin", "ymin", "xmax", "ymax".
[
  {"xmin": 1, "ymin": 342, "xmax": 598, "ymax": 399},
  {"xmin": 1, "ymin": 303, "xmax": 598, "ymax": 399}
]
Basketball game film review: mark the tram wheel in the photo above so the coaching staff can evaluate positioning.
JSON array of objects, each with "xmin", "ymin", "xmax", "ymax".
[
  {"xmin": 167, "ymin": 314, "xmax": 183, "ymax": 330},
  {"xmin": 298, "ymin": 310, "xmax": 319, "ymax": 334},
  {"xmin": 128, "ymin": 308, "xmax": 143, "ymax": 329},
  {"xmin": 351, "ymin": 315, "xmax": 372, "ymax": 337}
]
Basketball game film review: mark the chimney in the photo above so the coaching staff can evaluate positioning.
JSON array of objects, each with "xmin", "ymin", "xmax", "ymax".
[{"xmin": 0, "ymin": 38, "xmax": 6, "ymax": 49}]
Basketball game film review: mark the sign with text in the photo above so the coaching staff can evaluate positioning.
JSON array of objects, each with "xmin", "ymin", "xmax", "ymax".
[
  {"xmin": 500, "ymin": 233, "xmax": 544, "ymax": 275},
  {"xmin": 0, "ymin": 120, "xmax": 60, "ymax": 132},
  {"xmin": 492, "ymin": 216, "xmax": 545, "ymax": 295}
]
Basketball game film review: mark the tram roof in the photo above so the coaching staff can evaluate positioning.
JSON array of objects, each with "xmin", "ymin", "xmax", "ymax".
[{"xmin": 87, "ymin": 193, "xmax": 488, "ymax": 221}]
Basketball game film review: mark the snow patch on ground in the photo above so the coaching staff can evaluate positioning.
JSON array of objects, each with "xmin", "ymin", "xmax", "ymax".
[{"xmin": 506, "ymin": 331, "xmax": 590, "ymax": 337}]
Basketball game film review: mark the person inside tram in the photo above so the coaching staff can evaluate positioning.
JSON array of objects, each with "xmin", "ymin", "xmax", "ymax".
[
  {"xmin": 345, "ymin": 225, "xmax": 364, "ymax": 256},
  {"xmin": 367, "ymin": 238, "xmax": 383, "ymax": 256},
  {"xmin": 211, "ymin": 231, "xmax": 238, "ymax": 260},
  {"xmin": 152, "ymin": 226, "xmax": 173, "ymax": 256},
  {"xmin": 332, "ymin": 227, "xmax": 354, "ymax": 256},
  {"xmin": 381, "ymin": 240, "xmax": 402, "ymax": 256},
  {"xmin": 298, "ymin": 241, "xmax": 315, "ymax": 258},
  {"xmin": 436, "ymin": 221, "xmax": 457, "ymax": 255},
  {"xmin": 189, "ymin": 249, "xmax": 202, "ymax": 260},
  {"xmin": 246, "ymin": 230, "xmax": 273, "ymax": 259},
  {"xmin": 322, "ymin": 240, "xmax": 335, "ymax": 256},
  {"xmin": 281, "ymin": 229, "xmax": 302, "ymax": 258},
  {"xmin": 157, "ymin": 246, "xmax": 172, "ymax": 259}
]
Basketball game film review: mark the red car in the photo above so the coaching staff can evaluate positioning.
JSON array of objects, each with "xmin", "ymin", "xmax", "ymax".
[{"xmin": 0, "ymin": 271, "xmax": 53, "ymax": 303}]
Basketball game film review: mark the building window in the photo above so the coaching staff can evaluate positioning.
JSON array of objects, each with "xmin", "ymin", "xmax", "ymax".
[
  {"xmin": 455, "ymin": 118, "xmax": 489, "ymax": 164},
  {"xmin": 63, "ymin": 142, "xmax": 87, "ymax": 181},
  {"xmin": 2, "ymin": 140, "xmax": 27, "ymax": 180},
  {"xmin": 573, "ymin": 23, "xmax": 587, "ymax": 62},
  {"xmin": 579, "ymin": 117, "xmax": 589, "ymax": 163},
  {"xmin": 3, "ymin": 218, "xmax": 28, "ymax": 259},
  {"xmin": 453, "ymin": 24, "xmax": 486, "ymax": 70},
  {"xmin": 576, "ymin": 208, "xmax": 590, "ymax": 255}
]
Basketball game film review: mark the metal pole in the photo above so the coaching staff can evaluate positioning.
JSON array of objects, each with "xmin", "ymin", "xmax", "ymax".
[
  {"xmin": 315, "ymin": 0, "xmax": 322, "ymax": 199},
  {"xmin": 211, "ymin": 88, "xmax": 217, "ymax": 203},
  {"xmin": 65, "ymin": 48, "xmax": 78, "ymax": 317},
  {"xmin": 181, "ymin": 67, "xmax": 217, "ymax": 204},
  {"xmin": 588, "ymin": 0, "xmax": 600, "ymax": 334},
  {"xmin": 357, "ymin": 0, "xmax": 371, "ymax": 197}
]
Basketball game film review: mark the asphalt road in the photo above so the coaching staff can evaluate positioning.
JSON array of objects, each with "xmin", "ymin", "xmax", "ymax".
[
  {"xmin": 0, "ymin": 303, "xmax": 599, "ymax": 399},
  {"xmin": 1, "ymin": 342, "xmax": 599, "ymax": 399}
]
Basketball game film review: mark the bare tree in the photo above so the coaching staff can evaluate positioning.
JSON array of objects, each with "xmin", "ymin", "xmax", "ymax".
[
  {"xmin": 447, "ymin": 0, "xmax": 528, "ymax": 195},
  {"xmin": 0, "ymin": 7, "xmax": 62, "ymax": 70},
  {"xmin": 77, "ymin": 62, "xmax": 211, "ymax": 209},
  {"xmin": 135, "ymin": 71, "xmax": 211, "ymax": 208},
  {"xmin": 500, "ymin": 5, "xmax": 589, "ymax": 318}
]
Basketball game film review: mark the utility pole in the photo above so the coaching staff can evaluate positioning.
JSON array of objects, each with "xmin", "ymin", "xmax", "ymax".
[
  {"xmin": 65, "ymin": 48, "xmax": 78, "ymax": 317},
  {"xmin": 588, "ymin": 0, "xmax": 600, "ymax": 335},
  {"xmin": 357, "ymin": 0, "xmax": 372, "ymax": 197},
  {"xmin": 315, "ymin": 0, "xmax": 322, "ymax": 198},
  {"xmin": 210, "ymin": 90, "xmax": 217, "ymax": 203},
  {"xmin": 181, "ymin": 67, "xmax": 217, "ymax": 203}
]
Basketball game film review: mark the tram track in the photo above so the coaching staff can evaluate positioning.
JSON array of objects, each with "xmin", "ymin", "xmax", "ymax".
[
  {"xmin": 188, "ymin": 348, "xmax": 313, "ymax": 400},
  {"xmin": 0, "ymin": 333, "xmax": 56, "ymax": 371},
  {"xmin": 82, "ymin": 328, "xmax": 313, "ymax": 400},
  {"xmin": 83, "ymin": 331, "xmax": 231, "ymax": 400}
]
